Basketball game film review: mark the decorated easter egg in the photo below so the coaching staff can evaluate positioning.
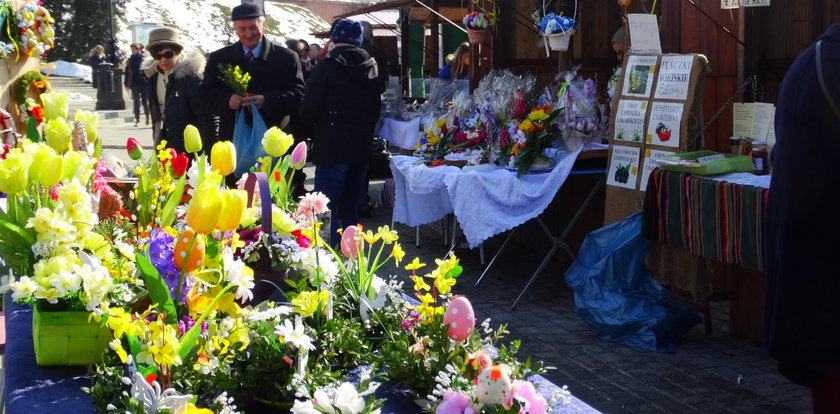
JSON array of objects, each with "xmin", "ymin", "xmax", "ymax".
[
  {"xmin": 475, "ymin": 365, "xmax": 512, "ymax": 407},
  {"xmin": 442, "ymin": 296, "xmax": 475, "ymax": 342},
  {"xmin": 173, "ymin": 228, "xmax": 206, "ymax": 273}
]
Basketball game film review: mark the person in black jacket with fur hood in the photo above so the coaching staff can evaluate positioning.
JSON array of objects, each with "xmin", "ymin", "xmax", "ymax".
[
  {"xmin": 144, "ymin": 27, "xmax": 218, "ymax": 154},
  {"xmin": 300, "ymin": 18, "xmax": 382, "ymax": 244}
]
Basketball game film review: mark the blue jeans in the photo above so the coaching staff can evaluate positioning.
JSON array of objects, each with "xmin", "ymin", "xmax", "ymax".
[{"xmin": 314, "ymin": 163, "xmax": 370, "ymax": 245}]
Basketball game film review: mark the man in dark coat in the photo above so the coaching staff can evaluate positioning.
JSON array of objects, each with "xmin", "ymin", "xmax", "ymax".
[
  {"xmin": 764, "ymin": 24, "xmax": 840, "ymax": 413},
  {"xmin": 201, "ymin": 3, "xmax": 305, "ymax": 146},
  {"xmin": 124, "ymin": 43, "xmax": 150, "ymax": 127},
  {"xmin": 300, "ymin": 18, "xmax": 382, "ymax": 244}
]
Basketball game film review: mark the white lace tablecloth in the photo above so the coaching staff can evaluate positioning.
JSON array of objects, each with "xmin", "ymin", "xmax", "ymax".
[{"xmin": 391, "ymin": 147, "xmax": 584, "ymax": 248}]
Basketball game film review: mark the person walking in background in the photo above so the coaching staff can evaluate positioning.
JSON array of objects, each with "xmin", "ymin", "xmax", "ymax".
[
  {"xmin": 300, "ymin": 18, "xmax": 382, "ymax": 244},
  {"xmin": 201, "ymin": 2, "xmax": 305, "ymax": 149},
  {"xmin": 124, "ymin": 43, "xmax": 150, "ymax": 127},
  {"xmin": 764, "ymin": 24, "xmax": 840, "ymax": 413},
  {"xmin": 144, "ymin": 27, "xmax": 217, "ymax": 154},
  {"xmin": 439, "ymin": 42, "xmax": 470, "ymax": 82},
  {"xmin": 88, "ymin": 45, "xmax": 106, "ymax": 89}
]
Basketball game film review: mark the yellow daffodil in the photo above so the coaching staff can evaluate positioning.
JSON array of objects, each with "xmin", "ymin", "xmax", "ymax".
[
  {"xmin": 215, "ymin": 189, "xmax": 247, "ymax": 231},
  {"xmin": 435, "ymin": 274, "xmax": 457, "ymax": 295},
  {"xmin": 184, "ymin": 404, "xmax": 214, "ymax": 414},
  {"xmin": 411, "ymin": 275, "xmax": 430, "ymax": 292},
  {"xmin": 188, "ymin": 294, "xmax": 216, "ymax": 314},
  {"xmin": 292, "ymin": 290, "xmax": 329, "ymax": 317},
  {"xmin": 109, "ymin": 338, "xmax": 128, "ymax": 363},
  {"xmin": 361, "ymin": 229, "xmax": 381, "ymax": 244},
  {"xmin": 262, "ymin": 126, "xmax": 294, "ymax": 157},
  {"xmin": 183, "ymin": 124, "xmax": 203, "ymax": 153},
  {"xmin": 377, "ymin": 226, "xmax": 399, "ymax": 243},
  {"xmin": 211, "ymin": 141, "xmax": 236, "ymax": 176},
  {"xmin": 428, "ymin": 135, "xmax": 441, "ymax": 145},
  {"xmin": 391, "ymin": 243, "xmax": 405, "ymax": 265},
  {"xmin": 186, "ymin": 181, "xmax": 222, "ymax": 234},
  {"xmin": 405, "ymin": 257, "xmax": 426, "ymax": 271}
]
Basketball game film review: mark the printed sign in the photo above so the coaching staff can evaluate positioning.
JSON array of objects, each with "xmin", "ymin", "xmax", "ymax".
[
  {"xmin": 654, "ymin": 55, "xmax": 694, "ymax": 100},
  {"xmin": 640, "ymin": 149, "xmax": 675, "ymax": 192},
  {"xmin": 608, "ymin": 145, "xmax": 641, "ymax": 189},
  {"xmin": 628, "ymin": 14, "xmax": 662, "ymax": 54},
  {"xmin": 740, "ymin": 0, "xmax": 770, "ymax": 6},
  {"xmin": 614, "ymin": 100, "xmax": 648, "ymax": 142},
  {"xmin": 732, "ymin": 103, "xmax": 755, "ymax": 137},
  {"xmin": 721, "ymin": 0, "xmax": 740, "ymax": 8},
  {"xmin": 646, "ymin": 102, "xmax": 684, "ymax": 147},
  {"xmin": 622, "ymin": 55, "xmax": 658, "ymax": 98},
  {"xmin": 749, "ymin": 102, "xmax": 775, "ymax": 140}
]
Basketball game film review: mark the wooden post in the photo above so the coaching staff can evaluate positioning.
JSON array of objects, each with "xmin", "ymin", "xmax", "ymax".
[
  {"xmin": 400, "ymin": 8, "xmax": 410, "ymax": 96},
  {"xmin": 430, "ymin": 0, "xmax": 439, "ymax": 74}
]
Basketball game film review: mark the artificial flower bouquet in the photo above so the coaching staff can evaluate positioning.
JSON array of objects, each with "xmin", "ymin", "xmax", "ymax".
[
  {"xmin": 463, "ymin": 12, "xmax": 491, "ymax": 30},
  {"xmin": 508, "ymin": 105, "xmax": 562, "ymax": 175},
  {"xmin": 217, "ymin": 63, "xmax": 251, "ymax": 97},
  {"xmin": 538, "ymin": 12, "xmax": 576, "ymax": 36}
]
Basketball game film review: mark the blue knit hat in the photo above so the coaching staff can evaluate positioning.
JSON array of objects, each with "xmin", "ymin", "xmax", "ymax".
[{"xmin": 331, "ymin": 18, "xmax": 363, "ymax": 47}]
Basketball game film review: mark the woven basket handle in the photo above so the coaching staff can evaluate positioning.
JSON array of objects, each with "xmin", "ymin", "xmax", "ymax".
[{"xmin": 243, "ymin": 172, "xmax": 272, "ymax": 234}]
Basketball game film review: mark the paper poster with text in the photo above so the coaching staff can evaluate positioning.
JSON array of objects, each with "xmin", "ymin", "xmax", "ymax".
[
  {"xmin": 622, "ymin": 55, "xmax": 658, "ymax": 98},
  {"xmin": 640, "ymin": 149, "xmax": 675, "ymax": 192},
  {"xmin": 646, "ymin": 102, "xmax": 684, "ymax": 147},
  {"xmin": 608, "ymin": 145, "xmax": 641, "ymax": 189},
  {"xmin": 654, "ymin": 55, "xmax": 694, "ymax": 100},
  {"xmin": 614, "ymin": 100, "xmax": 648, "ymax": 142}
]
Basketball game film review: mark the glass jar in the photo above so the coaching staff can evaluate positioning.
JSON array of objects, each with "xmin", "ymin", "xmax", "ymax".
[{"xmin": 751, "ymin": 140, "xmax": 769, "ymax": 175}]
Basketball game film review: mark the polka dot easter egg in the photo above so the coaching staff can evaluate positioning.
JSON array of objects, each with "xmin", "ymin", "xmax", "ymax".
[
  {"xmin": 476, "ymin": 365, "xmax": 512, "ymax": 407},
  {"xmin": 173, "ymin": 228, "xmax": 206, "ymax": 273},
  {"xmin": 442, "ymin": 296, "xmax": 475, "ymax": 342}
]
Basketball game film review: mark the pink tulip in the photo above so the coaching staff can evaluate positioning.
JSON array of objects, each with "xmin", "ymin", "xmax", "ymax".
[
  {"xmin": 290, "ymin": 141, "xmax": 307, "ymax": 170},
  {"xmin": 340, "ymin": 225, "xmax": 361, "ymax": 258}
]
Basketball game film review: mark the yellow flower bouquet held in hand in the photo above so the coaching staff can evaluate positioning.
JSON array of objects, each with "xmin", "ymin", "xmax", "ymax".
[{"xmin": 217, "ymin": 63, "xmax": 251, "ymax": 97}]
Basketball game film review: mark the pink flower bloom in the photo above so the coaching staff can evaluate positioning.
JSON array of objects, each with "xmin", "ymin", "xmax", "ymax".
[
  {"xmin": 295, "ymin": 191, "xmax": 330, "ymax": 223},
  {"xmin": 509, "ymin": 380, "xmax": 548, "ymax": 414},
  {"xmin": 436, "ymin": 391, "xmax": 476, "ymax": 414},
  {"xmin": 290, "ymin": 141, "xmax": 307, "ymax": 170}
]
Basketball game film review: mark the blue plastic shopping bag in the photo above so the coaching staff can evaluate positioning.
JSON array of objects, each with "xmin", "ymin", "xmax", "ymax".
[
  {"xmin": 564, "ymin": 212, "xmax": 700, "ymax": 353},
  {"xmin": 232, "ymin": 105, "xmax": 268, "ymax": 177}
]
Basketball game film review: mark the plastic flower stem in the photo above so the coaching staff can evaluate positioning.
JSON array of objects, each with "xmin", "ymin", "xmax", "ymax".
[
  {"xmin": 175, "ymin": 232, "xmax": 199, "ymax": 305},
  {"xmin": 197, "ymin": 152, "xmax": 206, "ymax": 188},
  {"xmin": 177, "ymin": 283, "xmax": 235, "ymax": 361}
]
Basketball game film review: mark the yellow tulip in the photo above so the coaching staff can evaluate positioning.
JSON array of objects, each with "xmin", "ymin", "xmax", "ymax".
[
  {"xmin": 184, "ymin": 124, "xmax": 202, "ymax": 153},
  {"xmin": 39, "ymin": 152, "xmax": 64, "ymax": 188},
  {"xmin": 26, "ymin": 142, "xmax": 55, "ymax": 185},
  {"xmin": 0, "ymin": 150, "xmax": 30, "ymax": 194},
  {"xmin": 210, "ymin": 141, "xmax": 236, "ymax": 176},
  {"xmin": 74, "ymin": 110, "xmax": 99, "ymax": 143},
  {"xmin": 41, "ymin": 91, "xmax": 68, "ymax": 121},
  {"xmin": 186, "ymin": 181, "xmax": 222, "ymax": 234},
  {"xmin": 44, "ymin": 118, "xmax": 73, "ymax": 153},
  {"xmin": 261, "ymin": 126, "xmax": 294, "ymax": 157},
  {"xmin": 215, "ymin": 189, "xmax": 247, "ymax": 231}
]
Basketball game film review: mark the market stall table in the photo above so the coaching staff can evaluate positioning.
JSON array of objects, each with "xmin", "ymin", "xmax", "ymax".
[{"xmin": 642, "ymin": 169, "xmax": 771, "ymax": 339}]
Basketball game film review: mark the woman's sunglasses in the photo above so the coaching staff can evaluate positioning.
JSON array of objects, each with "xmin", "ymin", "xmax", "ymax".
[{"xmin": 154, "ymin": 50, "xmax": 176, "ymax": 60}]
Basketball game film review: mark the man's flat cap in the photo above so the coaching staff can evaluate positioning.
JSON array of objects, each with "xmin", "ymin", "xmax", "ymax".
[{"xmin": 231, "ymin": 3, "xmax": 264, "ymax": 20}]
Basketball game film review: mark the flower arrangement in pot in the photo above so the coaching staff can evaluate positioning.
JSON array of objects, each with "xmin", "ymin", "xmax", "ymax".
[
  {"xmin": 463, "ymin": 12, "xmax": 492, "ymax": 44},
  {"xmin": 538, "ymin": 12, "xmax": 577, "ymax": 52}
]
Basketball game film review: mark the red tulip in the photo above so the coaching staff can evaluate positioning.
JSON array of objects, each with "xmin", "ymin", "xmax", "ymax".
[
  {"xmin": 126, "ymin": 137, "xmax": 143, "ymax": 160},
  {"xmin": 170, "ymin": 152, "xmax": 189, "ymax": 177}
]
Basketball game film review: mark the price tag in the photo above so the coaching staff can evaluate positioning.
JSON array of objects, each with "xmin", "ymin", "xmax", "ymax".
[{"xmin": 697, "ymin": 154, "xmax": 726, "ymax": 164}]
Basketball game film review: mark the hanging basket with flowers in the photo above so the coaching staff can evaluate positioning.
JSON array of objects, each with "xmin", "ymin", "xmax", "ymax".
[
  {"xmin": 463, "ymin": 12, "xmax": 492, "ymax": 44},
  {"xmin": 539, "ymin": 12, "xmax": 577, "ymax": 53}
]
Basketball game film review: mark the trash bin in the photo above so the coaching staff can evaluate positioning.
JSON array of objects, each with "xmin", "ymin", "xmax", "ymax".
[{"xmin": 95, "ymin": 62, "xmax": 125, "ymax": 110}]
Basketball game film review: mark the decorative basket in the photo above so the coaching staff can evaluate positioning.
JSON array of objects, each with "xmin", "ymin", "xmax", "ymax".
[
  {"xmin": 544, "ymin": 28, "xmax": 576, "ymax": 52},
  {"xmin": 32, "ymin": 307, "xmax": 111, "ymax": 366},
  {"xmin": 466, "ymin": 28, "xmax": 489, "ymax": 44}
]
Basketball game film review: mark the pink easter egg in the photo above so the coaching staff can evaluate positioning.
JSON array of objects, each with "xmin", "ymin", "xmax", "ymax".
[
  {"xmin": 340, "ymin": 225, "xmax": 360, "ymax": 258},
  {"xmin": 443, "ymin": 296, "xmax": 475, "ymax": 342}
]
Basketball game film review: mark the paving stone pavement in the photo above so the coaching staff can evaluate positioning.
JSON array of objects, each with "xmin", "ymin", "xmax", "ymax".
[{"xmin": 355, "ymin": 180, "xmax": 812, "ymax": 414}]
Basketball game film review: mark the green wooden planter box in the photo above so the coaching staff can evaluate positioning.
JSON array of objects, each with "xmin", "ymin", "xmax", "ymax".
[{"xmin": 32, "ymin": 307, "xmax": 111, "ymax": 366}]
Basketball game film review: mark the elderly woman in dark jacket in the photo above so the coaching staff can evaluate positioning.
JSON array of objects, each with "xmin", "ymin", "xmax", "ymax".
[
  {"xmin": 299, "ymin": 18, "xmax": 381, "ymax": 244},
  {"xmin": 144, "ymin": 27, "xmax": 217, "ymax": 154}
]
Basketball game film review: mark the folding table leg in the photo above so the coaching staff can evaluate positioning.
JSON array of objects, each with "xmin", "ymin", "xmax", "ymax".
[
  {"xmin": 511, "ymin": 244, "xmax": 559, "ymax": 311},
  {"xmin": 415, "ymin": 226, "xmax": 420, "ymax": 248},
  {"xmin": 475, "ymin": 228, "xmax": 517, "ymax": 287}
]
